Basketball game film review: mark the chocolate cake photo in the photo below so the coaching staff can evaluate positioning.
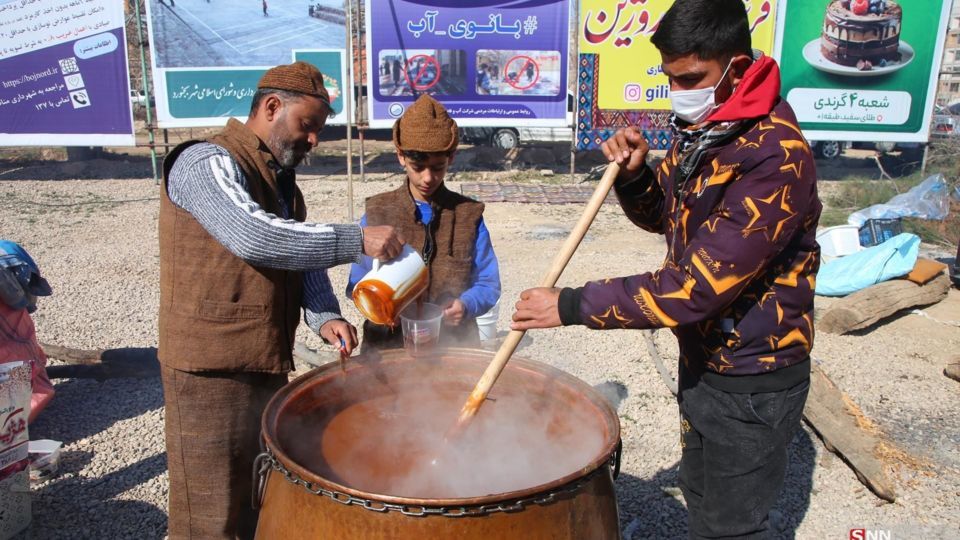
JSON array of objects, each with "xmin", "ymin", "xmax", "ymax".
[{"xmin": 803, "ymin": 0, "xmax": 914, "ymax": 76}]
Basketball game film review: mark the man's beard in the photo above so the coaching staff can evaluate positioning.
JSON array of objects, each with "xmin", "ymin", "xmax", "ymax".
[{"xmin": 267, "ymin": 120, "xmax": 308, "ymax": 169}]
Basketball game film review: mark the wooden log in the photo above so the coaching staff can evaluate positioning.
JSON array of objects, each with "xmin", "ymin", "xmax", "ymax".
[
  {"xmin": 39, "ymin": 342, "xmax": 105, "ymax": 365},
  {"xmin": 945, "ymin": 357, "xmax": 960, "ymax": 383},
  {"xmin": 803, "ymin": 362, "xmax": 897, "ymax": 502},
  {"xmin": 819, "ymin": 273, "xmax": 950, "ymax": 335}
]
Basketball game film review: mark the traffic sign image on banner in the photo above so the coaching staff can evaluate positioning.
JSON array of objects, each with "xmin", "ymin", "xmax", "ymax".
[
  {"xmin": 406, "ymin": 54, "xmax": 442, "ymax": 92},
  {"xmin": 475, "ymin": 50, "xmax": 561, "ymax": 96},
  {"xmin": 377, "ymin": 49, "xmax": 467, "ymax": 97}
]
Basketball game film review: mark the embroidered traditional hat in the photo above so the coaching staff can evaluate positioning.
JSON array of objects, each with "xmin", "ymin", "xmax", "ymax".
[
  {"xmin": 392, "ymin": 94, "xmax": 458, "ymax": 153},
  {"xmin": 258, "ymin": 61, "xmax": 336, "ymax": 113}
]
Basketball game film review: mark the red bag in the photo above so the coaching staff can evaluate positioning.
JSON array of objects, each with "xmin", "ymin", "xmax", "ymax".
[{"xmin": 0, "ymin": 303, "xmax": 54, "ymax": 423}]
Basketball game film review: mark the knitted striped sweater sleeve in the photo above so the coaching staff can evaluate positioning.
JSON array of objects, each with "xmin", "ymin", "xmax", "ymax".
[
  {"xmin": 302, "ymin": 269, "xmax": 342, "ymax": 335},
  {"xmin": 166, "ymin": 142, "xmax": 363, "ymax": 271}
]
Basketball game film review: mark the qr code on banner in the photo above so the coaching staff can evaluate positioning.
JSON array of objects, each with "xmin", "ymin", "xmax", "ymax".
[{"xmin": 58, "ymin": 57, "xmax": 79, "ymax": 75}]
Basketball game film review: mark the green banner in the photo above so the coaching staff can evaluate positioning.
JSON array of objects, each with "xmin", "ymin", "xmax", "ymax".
[
  {"xmin": 775, "ymin": 0, "xmax": 949, "ymax": 141},
  {"xmin": 161, "ymin": 51, "xmax": 347, "ymax": 125},
  {"xmin": 293, "ymin": 51, "xmax": 346, "ymax": 117},
  {"xmin": 166, "ymin": 69, "xmax": 262, "ymax": 119}
]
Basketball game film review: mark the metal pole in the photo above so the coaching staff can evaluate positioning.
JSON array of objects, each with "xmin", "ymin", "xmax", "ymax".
[
  {"xmin": 359, "ymin": 128, "xmax": 366, "ymax": 182},
  {"xmin": 345, "ymin": 1, "xmax": 355, "ymax": 222},
  {"xmin": 570, "ymin": 128, "xmax": 576, "ymax": 180},
  {"xmin": 569, "ymin": 0, "xmax": 579, "ymax": 182},
  {"xmin": 355, "ymin": 2, "xmax": 367, "ymax": 183},
  {"xmin": 134, "ymin": 0, "xmax": 158, "ymax": 183},
  {"xmin": 921, "ymin": 142, "xmax": 929, "ymax": 177}
]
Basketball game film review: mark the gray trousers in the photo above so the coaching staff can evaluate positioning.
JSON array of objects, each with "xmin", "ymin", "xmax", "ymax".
[{"xmin": 162, "ymin": 365, "xmax": 287, "ymax": 539}]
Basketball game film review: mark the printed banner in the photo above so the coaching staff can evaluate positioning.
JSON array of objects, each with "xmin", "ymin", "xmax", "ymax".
[
  {"xmin": 0, "ymin": 0, "xmax": 135, "ymax": 146},
  {"xmin": 145, "ymin": 0, "xmax": 349, "ymax": 128},
  {"xmin": 576, "ymin": 0, "xmax": 779, "ymax": 150},
  {"xmin": 775, "ymin": 0, "xmax": 950, "ymax": 142},
  {"xmin": 365, "ymin": 0, "xmax": 570, "ymax": 128}
]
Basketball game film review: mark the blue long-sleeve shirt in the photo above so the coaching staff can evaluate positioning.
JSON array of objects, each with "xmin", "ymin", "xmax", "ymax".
[{"xmin": 347, "ymin": 200, "xmax": 501, "ymax": 319}]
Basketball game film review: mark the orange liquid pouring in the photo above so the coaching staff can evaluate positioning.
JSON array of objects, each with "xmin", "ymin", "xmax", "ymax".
[{"xmin": 352, "ymin": 268, "xmax": 429, "ymax": 326}]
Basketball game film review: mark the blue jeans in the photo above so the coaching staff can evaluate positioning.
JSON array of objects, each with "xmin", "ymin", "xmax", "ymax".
[{"xmin": 678, "ymin": 376, "xmax": 810, "ymax": 539}]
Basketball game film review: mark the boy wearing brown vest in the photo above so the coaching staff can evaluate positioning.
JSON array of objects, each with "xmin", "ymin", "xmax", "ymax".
[{"xmin": 347, "ymin": 95, "xmax": 501, "ymax": 349}]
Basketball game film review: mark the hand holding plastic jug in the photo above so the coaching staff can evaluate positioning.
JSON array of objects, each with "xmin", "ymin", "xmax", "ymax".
[{"xmin": 352, "ymin": 244, "xmax": 428, "ymax": 326}]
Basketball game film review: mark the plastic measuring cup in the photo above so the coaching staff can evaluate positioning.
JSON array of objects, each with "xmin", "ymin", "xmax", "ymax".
[{"xmin": 399, "ymin": 302, "xmax": 442, "ymax": 358}]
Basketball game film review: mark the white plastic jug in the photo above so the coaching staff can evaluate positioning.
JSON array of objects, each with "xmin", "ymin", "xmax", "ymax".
[{"xmin": 352, "ymin": 244, "xmax": 428, "ymax": 326}]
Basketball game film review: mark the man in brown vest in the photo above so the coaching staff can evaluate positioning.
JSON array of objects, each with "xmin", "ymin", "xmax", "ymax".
[
  {"xmin": 346, "ymin": 94, "xmax": 501, "ymax": 350},
  {"xmin": 159, "ymin": 61, "xmax": 403, "ymax": 539}
]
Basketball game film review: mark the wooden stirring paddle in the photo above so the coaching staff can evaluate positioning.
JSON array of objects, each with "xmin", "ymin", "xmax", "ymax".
[{"xmin": 454, "ymin": 162, "xmax": 622, "ymax": 429}]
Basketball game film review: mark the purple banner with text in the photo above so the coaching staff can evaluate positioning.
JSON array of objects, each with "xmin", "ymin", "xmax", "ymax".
[
  {"xmin": 0, "ymin": 0, "xmax": 134, "ymax": 146},
  {"xmin": 364, "ymin": 0, "xmax": 570, "ymax": 128}
]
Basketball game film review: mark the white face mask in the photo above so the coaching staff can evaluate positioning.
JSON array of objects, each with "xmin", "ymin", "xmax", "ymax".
[{"xmin": 669, "ymin": 60, "xmax": 734, "ymax": 125}]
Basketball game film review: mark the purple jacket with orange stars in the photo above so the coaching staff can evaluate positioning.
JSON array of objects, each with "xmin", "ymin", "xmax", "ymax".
[{"xmin": 563, "ymin": 98, "xmax": 821, "ymax": 393}]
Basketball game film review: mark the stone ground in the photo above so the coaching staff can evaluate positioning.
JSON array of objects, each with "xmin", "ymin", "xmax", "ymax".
[{"xmin": 0, "ymin": 148, "xmax": 958, "ymax": 539}]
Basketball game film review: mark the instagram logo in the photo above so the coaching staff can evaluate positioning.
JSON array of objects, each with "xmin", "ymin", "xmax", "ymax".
[{"xmin": 624, "ymin": 84, "xmax": 643, "ymax": 102}]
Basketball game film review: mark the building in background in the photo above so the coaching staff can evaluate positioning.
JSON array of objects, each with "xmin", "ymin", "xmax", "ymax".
[{"xmin": 937, "ymin": 2, "xmax": 960, "ymax": 107}]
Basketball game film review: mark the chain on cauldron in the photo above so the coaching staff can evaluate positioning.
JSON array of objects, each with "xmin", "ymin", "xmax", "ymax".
[{"xmin": 253, "ymin": 443, "xmax": 621, "ymax": 517}]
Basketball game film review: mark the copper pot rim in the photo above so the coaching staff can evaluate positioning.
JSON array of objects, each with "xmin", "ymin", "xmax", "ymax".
[{"xmin": 261, "ymin": 347, "xmax": 622, "ymax": 508}]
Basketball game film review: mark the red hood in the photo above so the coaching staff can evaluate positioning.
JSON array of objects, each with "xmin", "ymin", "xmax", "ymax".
[{"xmin": 706, "ymin": 54, "xmax": 781, "ymax": 123}]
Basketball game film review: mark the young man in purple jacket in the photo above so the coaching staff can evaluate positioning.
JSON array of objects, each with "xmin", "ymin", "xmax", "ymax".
[{"xmin": 512, "ymin": 0, "xmax": 821, "ymax": 537}]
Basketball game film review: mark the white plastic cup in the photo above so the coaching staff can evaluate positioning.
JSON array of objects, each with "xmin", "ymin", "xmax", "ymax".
[
  {"xmin": 476, "ymin": 298, "xmax": 500, "ymax": 343},
  {"xmin": 399, "ymin": 302, "xmax": 443, "ymax": 358},
  {"xmin": 28, "ymin": 439, "xmax": 62, "ymax": 482}
]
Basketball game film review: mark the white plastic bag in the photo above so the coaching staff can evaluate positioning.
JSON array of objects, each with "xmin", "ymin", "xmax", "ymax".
[{"xmin": 848, "ymin": 174, "xmax": 950, "ymax": 227}]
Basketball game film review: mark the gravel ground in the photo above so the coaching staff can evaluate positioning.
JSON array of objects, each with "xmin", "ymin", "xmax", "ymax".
[{"xmin": 1, "ymin": 172, "xmax": 958, "ymax": 539}]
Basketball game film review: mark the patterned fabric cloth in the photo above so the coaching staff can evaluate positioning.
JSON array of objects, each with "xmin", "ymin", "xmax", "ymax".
[
  {"xmin": 669, "ymin": 116, "xmax": 746, "ymax": 197},
  {"xmin": 572, "ymin": 98, "xmax": 822, "ymax": 389}
]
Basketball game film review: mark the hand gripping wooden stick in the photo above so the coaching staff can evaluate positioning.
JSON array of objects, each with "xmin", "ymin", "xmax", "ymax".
[{"xmin": 455, "ymin": 162, "xmax": 621, "ymax": 427}]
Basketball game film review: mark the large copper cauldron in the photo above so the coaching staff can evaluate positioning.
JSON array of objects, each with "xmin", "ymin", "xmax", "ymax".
[{"xmin": 254, "ymin": 348, "xmax": 622, "ymax": 540}]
